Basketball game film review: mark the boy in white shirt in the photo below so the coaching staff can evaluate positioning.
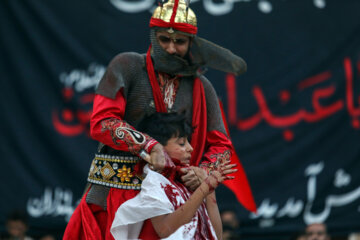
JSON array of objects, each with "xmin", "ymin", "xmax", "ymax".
[{"xmin": 111, "ymin": 113, "xmax": 237, "ymax": 239}]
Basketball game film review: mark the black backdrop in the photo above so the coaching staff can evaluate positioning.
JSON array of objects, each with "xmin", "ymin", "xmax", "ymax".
[{"xmin": 1, "ymin": 0, "xmax": 359, "ymax": 239}]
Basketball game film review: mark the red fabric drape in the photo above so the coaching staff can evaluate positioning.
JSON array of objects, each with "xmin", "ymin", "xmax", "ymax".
[
  {"xmin": 145, "ymin": 47, "xmax": 206, "ymax": 166},
  {"xmin": 219, "ymin": 100, "xmax": 257, "ymax": 213},
  {"xmin": 63, "ymin": 194, "xmax": 103, "ymax": 240},
  {"xmin": 63, "ymin": 188, "xmax": 140, "ymax": 240},
  {"xmin": 190, "ymin": 78, "xmax": 207, "ymax": 166},
  {"xmin": 146, "ymin": 47, "xmax": 167, "ymax": 113}
]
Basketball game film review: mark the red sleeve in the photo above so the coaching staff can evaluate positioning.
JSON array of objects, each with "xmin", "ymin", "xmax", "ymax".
[
  {"xmin": 90, "ymin": 91, "xmax": 158, "ymax": 155},
  {"xmin": 201, "ymin": 130, "xmax": 232, "ymax": 165}
]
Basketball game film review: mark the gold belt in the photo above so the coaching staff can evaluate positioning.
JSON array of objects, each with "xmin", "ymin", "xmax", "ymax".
[{"xmin": 87, "ymin": 154, "xmax": 143, "ymax": 190}]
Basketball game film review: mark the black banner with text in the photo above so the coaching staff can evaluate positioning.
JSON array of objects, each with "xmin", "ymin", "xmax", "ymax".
[{"xmin": 1, "ymin": 0, "xmax": 359, "ymax": 239}]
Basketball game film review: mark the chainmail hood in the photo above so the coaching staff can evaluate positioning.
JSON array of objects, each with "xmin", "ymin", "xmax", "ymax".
[
  {"xmin": 150, "ymin": 28, "xmax": 247, "ymax": 77},
  {"xmin": 150, "ymin": 28, "xmax": 199, "ymax": 76}
]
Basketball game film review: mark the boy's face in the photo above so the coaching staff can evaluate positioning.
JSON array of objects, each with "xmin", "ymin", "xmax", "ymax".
[{"xmin": 164, "ymin": 136, "xmax": 193, "ymax": 166}]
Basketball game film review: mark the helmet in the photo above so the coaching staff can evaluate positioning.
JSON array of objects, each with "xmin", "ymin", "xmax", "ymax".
[{"xmin": 150, "ymin": 0, "xmax": 198, "ymax": 35}]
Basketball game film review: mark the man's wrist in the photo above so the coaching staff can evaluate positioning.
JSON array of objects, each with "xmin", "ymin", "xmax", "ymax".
[
  {"xmin": 138, "ymin": 138, "xmax": 158, "ymax": 160},
  {"xmin": 144, "ymin": 138, "xmax": 159, "ymax": 153}
]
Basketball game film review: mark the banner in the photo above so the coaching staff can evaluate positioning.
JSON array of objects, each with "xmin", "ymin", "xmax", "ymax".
[{"xmin": 1, "ymin": 0, "xmax": 359, "ymax": 239}]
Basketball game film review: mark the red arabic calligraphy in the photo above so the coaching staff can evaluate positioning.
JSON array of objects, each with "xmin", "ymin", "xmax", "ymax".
[
  {"xmin": 226, "ymin": 57, "xmax": 360, "ymax": 141},
  {"xmin": 54, "ymin": 58, "xmax": 359, "ymax": 139},
  {"xmin": 344, "ymin": 58, "xmax": 360, "ymax": 128},
  {"xmin": 52, "ymin": 87, "xmax": 94, "ymax": 137}
]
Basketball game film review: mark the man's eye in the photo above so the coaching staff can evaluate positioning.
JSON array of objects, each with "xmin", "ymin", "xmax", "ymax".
[
  {"xmin": 159, "ymin": 36, "xmax": 171, "ymax": 43},
  {"xmin": 175, "ymin": 39, "xmax": 186, "ymax": 44}
]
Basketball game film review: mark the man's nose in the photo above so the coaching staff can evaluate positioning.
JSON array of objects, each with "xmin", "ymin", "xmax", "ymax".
[{"xmin": 166, "ymin": 41, "xmax": 177, "ymax": 55}]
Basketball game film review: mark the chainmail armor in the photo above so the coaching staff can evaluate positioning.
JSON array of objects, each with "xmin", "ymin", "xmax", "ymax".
[{"xmin": 85, "ymin": 184, "xmax": 110, "ymax": 210}]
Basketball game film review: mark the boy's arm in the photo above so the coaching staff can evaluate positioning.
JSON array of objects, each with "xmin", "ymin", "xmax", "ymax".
[
  {"xmin": 150, "ymin": 172, "xmax": 222, "ymax": 238},
  {"xmin": 205, "ymin": 192, "xmax": 222, "ymax": 240},
  {"xmin": 190, "ymin": 162, "xmax": 237, "ymax": 240},
  {"xmin": 191, "ymin": 167, "xmax": 223, "ymax": 240}
]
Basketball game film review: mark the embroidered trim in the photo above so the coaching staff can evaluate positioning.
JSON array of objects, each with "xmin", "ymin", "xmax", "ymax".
[
  {"xmin": 101, "ymin": 119, "xmax": 151, "ymax": 155},
  {"xmin": 209, "ymin": 150, "xmax": 231, "ymax": 164},
  {"xmin": 200, "ymin": 150, "xmax": 231, "ymax": 174},
  {"xmin": 158, "ymin": 72, "xmax": 179, "ymax": 110},
  {"xmin": 87, "ymin": 154, "xmax": 143, "ymax": 190},
  {"xmin": 144, "ymin": 139, "xmax": 158, "ymax": 153}
]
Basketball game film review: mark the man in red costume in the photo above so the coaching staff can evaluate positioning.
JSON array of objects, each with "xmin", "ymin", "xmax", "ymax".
[{"xmin": 63, "ymin": 0, "xmax": 247, "ymax": 239}]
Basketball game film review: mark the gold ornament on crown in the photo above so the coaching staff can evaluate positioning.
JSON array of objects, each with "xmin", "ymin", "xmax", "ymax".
[{"xmin": 152, "ymin": 0, "xmax": 197, "ymax": 30}]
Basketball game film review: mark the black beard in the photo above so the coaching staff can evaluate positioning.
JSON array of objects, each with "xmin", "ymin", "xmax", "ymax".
[{"xmin": 150, "ymin": 29, "xmax": 198, "ymax": 76}]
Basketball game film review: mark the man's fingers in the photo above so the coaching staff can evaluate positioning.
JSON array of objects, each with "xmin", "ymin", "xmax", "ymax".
[
  {"xmin": 179, "ymin": 167, "xmax": 189, "ymax": 174},
  {"xmin": 223, "ymin": 169, "xmax": 238, "ymax": 175},
  {"xmin": 182, "ymin": 172, "xmax": 199, "ymax": 186},
  {"xmin": 221, "ymin": 163, "xmax": 237, "ymax": 169},
  {"xmin": 151, "ymin": 158, "xmax": 166, "ymax": 170},
  {"xmin": 224, "ymin": 176, "xmax": 235, "ymax": 180},
  {"xmin": 148, "ymin": 143, "xmax": 167, "ymax": 170},
  {"xmin": 189, "ymin": 183, "xmax": 199, "ymax": 191},
  {"xmin": 181, "ymin": 172, "xmax": 195, "ymax": 182},
  {"xmin": 183, "ymin": 178, "xmax": 197, "ymax": 187},
  {"xmin": 188, "ymin": 178, "xmax": 201, "ymax": 191},
  {"xmin": 140, "ymin": 150, "xmax": 151, "ymax": 162}
]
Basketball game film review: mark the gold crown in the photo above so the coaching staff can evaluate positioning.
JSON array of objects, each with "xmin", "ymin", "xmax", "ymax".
[{"xmin": 152, "ymin": 0, "xmax": 197, "ymax": 27}]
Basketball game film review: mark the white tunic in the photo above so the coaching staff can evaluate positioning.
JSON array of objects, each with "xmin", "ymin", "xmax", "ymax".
[{"xmin": 111, "ymin": 165, "xmax": 217, "ymax": 240}]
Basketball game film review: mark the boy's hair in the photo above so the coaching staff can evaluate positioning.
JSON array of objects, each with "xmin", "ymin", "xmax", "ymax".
[{"xmin": 137, "ymin": 112, "xmax": 193, "ymax": 145}]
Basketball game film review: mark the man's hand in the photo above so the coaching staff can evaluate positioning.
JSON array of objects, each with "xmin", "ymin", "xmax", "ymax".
[
  {"xmin": 148, "ymin": 143, "xmax": 166, "ymax": 171},
  {"xmin": 190, "ymin": 166, "xmax": 208, "ymax": 182},
  {"xmin": 180, "ymin": 166, "xmax": 208, "ymax": 191},
  {"xmin": 179, "ymin": 167, "xmax": 200, "ymax": 191},
  {"xmin": 204, "ymin": 160, "xmax": 238, "ymax": 192},
  {"xmin": 217, "ymin": 160, "xmax": 237, "ymax": 179}
]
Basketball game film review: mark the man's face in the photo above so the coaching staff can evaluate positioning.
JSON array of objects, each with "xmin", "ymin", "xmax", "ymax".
[
  {"xmin": 221, "ymin": 211, "xmax": 239, "ymax": 228},
  {"xmin": 164, "ymin": 136, "xmax": 193, "ymax": 166},
  {"xmin": 305, "ymin": 223, "xmax": 329, "ymax": 240},
  {"xmin": 6, "ymin": 220, "xmax": 27, "ymax": 238},
  {"xmin": 155, "ymin": 31, "xmax": 190, "ymax": 58}
]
